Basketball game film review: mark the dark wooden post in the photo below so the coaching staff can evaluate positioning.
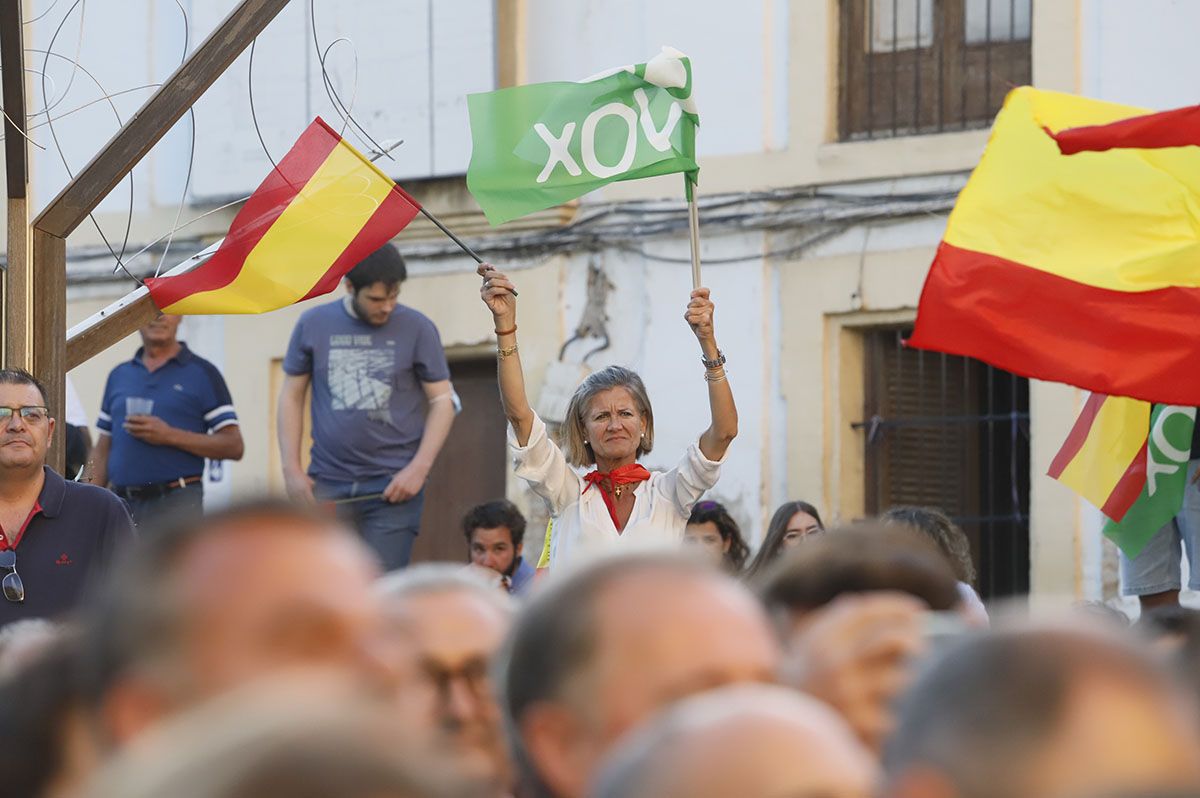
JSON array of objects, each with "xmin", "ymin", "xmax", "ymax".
[{"xmin": 2, "ymin": 0, "xmax": 32, "ymax": 371}]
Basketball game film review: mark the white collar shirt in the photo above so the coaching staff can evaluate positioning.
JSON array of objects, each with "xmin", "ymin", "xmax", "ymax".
[{"xmin": 509, "ymin": 413, "xmax": 725, "ymax": 570}]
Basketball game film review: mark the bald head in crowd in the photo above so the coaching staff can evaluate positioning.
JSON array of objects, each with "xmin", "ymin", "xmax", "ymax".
[
  {"xmin": 590, "ymin": 684, "xmax": 876, "ymax": 798},
  {"xmin": 498, "ymin": 553, "xmax": 779, "ymax": 798},
  {"xmin": 80, "ymin": 500, "xmax": 394, "ymax": 747},
  {"xmin": 883, "ymin": 626, "xmax": 1200, "ymax": 798}
]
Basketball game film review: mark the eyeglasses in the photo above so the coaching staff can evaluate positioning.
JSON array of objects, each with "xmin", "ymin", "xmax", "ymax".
[
  {"xmin": 0, "ymin": 550, "xmax": 24, "ymax": 603},
  {"xmin": 0, "ymin": 406, "xmax": 49, "ymax": 424},
  {"xmin": 422, "ymin": 657, "xmax": 491, "ymax": 705}
]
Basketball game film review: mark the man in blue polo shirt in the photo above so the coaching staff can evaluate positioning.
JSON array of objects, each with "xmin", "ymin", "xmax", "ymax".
[
  {"xmin": 0, "ymin": 369, "xmax": 133, "ymax": 624},
  {"xmin": 88, "ymin": 314, "xmax": 244, "ymax": 526},
  {"xmin": 278, "ymin": 244, "xmax": 456, "ymax": 571}
]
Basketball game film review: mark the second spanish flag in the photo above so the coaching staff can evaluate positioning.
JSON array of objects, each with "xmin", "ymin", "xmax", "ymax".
[
  {"xmin": 909, "ymin": 87, "xmax": 1200, "ymax": 405},
  {"xmin": 147, "ymin": 118, "xmax": 421, "ymax": 315}
]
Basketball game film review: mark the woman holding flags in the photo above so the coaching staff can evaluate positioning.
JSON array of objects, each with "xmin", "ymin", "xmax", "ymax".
[{"xmin": 478, "ymin": 263, "xmax": 737, "ymax": 569}]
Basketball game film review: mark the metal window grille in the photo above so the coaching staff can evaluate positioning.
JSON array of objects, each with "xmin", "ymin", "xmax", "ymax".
[
  {"xmin": 839, "ymin": 0, "xmax": 1033, "ymax": 141},
  {"xmin": 858, "ymin": 328, "xmax": 1031, "ymax": 599}
]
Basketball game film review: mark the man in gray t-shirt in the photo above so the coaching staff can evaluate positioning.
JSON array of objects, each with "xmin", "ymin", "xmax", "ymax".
[{"xmin": 278, "ymin": 244, "xmax": 455, "ymax": 570}]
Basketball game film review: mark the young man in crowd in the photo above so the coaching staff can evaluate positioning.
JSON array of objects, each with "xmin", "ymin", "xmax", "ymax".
[
  {"xmin": 88, "ymin": 314, "xmax": 243, "ymax": 526},
  {"xmin": 498, "ymin": 553, "xmax": 779, "ymax": 798},
  {"xmin": 757, "ymin": 524, "xmax": 963, "ymax": 753},
  {"xmin": 463, "ymin": 500, "xmax": 535, "ymax": 596},
  {"xmin": 0, "ymin": 370, "xmax": 133, "ymax": 625},
  {"xmin": 278, "ymin": 243, "xmax": 456, "ymax": 571}
]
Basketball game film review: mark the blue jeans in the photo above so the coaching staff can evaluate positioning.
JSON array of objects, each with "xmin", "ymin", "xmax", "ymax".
[{"xmin": 314, "ymin": 476, "xmax": 423, "ymax": 572}]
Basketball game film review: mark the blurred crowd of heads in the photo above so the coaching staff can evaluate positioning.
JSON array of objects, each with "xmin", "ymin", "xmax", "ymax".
[{"xmin": 3, "ymin": 495, "xmax": 1200, "ymax": 798}]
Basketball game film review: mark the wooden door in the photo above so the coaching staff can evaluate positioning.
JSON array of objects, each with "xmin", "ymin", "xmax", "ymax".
[{"xmin": 412, "ymin": 356, "xmax": 508, "ymax": 563}]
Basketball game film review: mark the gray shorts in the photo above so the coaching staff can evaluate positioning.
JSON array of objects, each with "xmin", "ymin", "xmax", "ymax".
[{"xmin": 1120, "ymin": 459, "xmax": 1200, "ymax": 595}]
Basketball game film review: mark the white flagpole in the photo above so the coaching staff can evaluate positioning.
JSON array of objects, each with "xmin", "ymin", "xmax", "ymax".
[{"xmin": 687, "ymin": 188, "xmax": 702, "ymax": 289}]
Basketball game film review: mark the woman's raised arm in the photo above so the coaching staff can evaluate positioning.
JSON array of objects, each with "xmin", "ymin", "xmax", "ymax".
[
  {"xmin": 686, "ymin": 287, "xmax": 738, "ymax": 461},
  {"xmin": 479, "ymin": 263, "xmax": 535, "ymax": 445}
]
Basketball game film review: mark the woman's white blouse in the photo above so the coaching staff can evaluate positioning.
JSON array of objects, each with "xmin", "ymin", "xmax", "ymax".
[{"xmin": 510, "ymin": 413, "xmax": 725, "ymax": 569}]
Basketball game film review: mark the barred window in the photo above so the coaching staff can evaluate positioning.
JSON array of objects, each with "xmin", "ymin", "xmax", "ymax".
[
  {"xmin": 839, "ymin": 0, "xmax": 1033, "ymax": 140},
  {"xmin": 859, "ymin": 328, "xmax": 1031, "ymax": 599}
]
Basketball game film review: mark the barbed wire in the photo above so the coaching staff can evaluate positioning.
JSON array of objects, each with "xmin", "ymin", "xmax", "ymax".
[{"xmin": 16, "ymin": 1, "xmax": 963, "ymax": 288}]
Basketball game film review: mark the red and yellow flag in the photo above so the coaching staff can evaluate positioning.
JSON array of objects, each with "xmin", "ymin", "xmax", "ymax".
[
  {"xmin": 909, "ymin": 88, "xmax": 1200, "ymax": 405},
  {"xmin": 147, "ymin": 118, "xmax": 421, "ymax": 315},
  {"xmin": 1047, "ymin": 393, "xmax": 1150, "ymax": 522}
]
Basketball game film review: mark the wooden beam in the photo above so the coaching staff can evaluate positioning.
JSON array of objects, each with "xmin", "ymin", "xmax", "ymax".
[
  {"xmin": 6, "ymin": 197, "xmax": 33, "ymax": 370},
  {"xmin": 66, "ymin": 289, "xmax": 158, "ymax": 372},
  {"xmin": 32, "ymin": 229, "xmax": 66, "ymax": 473},
  {"xmin": 2, "ymin": 0, "xmax": 32, "ymax": 369},
  {"xmin": 1, "ymin": 0, "xmax": 29, "ymax": 198},
  {"xmin": 33, "ymin": 0, "xmax": 292, "ymax": 238},
  {"xmin": 65, "ymin": 241, "xmax": 218, "ymax": 370}
]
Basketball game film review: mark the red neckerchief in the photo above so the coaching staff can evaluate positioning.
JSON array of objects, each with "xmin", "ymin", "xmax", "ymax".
[{"xmin": 583, "ymin": 464, "xmax": 651, "ymax": 532}]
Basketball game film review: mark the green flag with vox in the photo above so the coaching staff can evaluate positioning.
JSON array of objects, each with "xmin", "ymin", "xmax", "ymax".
[
  {"xmin": 1103, "ymin": 404, "xmax": 1196, "ymax": 557},
  {"xmin": 466, "ymin": 47, "xmax": 699, "ymax": 226}
]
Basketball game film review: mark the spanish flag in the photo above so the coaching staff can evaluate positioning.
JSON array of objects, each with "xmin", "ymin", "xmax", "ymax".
[
  {"xmin": 146, "ymin": 118, "xmax": 421, "ymax": 315},
  {"xmin": 909, "ymin": 88, "xmax": 1200, "ymax": 405},
  {"xmin": 1047, "ymin": 393, "xmax": 1150, "ymax": 522}
]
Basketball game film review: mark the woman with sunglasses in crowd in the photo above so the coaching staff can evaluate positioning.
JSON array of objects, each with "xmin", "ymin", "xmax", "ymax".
[{"xmin": 478, "ymin": 263, "xmax": 738, "ymax": 569}]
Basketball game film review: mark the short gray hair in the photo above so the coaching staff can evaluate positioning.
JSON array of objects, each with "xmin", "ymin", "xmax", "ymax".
[
  {"xmin": 375, "ymin": 563, "xmax": 514, "ymax": 616},
  {"xmin": 560, "ymin": 366, "xmax": 654, "ymax": 467},
  {"xmin": 0, "ymin": 619, "xmax": 60, "ymax": 681}
]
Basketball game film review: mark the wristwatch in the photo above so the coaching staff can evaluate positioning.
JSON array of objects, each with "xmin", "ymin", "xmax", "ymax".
[{"xmin": 701, "ymin": 349, "xmax": 726, "ymax": 370}]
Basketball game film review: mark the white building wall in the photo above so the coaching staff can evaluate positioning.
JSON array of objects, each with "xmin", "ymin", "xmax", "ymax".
[{"xmin": 37, "ymin": 0, "xmax": 1200, "ymax": 594}]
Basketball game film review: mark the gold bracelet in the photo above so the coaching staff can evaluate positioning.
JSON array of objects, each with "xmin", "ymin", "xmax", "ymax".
[
  {"xmin": 497, "ymin": 344, "xmax": 519, "ymax": 358},
  {"xmin": 704, "ymin": 368, "xmax": 727, "ymax": 383}
]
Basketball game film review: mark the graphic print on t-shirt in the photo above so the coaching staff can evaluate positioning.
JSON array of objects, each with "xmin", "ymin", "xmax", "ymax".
[{"xmin": 327, "ymin": 335, "xmax": 393, "ymax": 411}]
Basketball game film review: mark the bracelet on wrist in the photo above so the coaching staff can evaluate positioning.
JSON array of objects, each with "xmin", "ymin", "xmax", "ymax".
[
  {"xmin": 495, "ymin": 323, "xmax": 517, "ymax": 336},
  {"xmin": 700, "ymin": 349, "xmax": 726, "ymax": 370},
  {"xmin": 497, "ymin": 344, "xmax": 519, "ymax": 359},
  {"xmin": 704, "ymin": 367, "xmax": 728, "ymax": 383}
]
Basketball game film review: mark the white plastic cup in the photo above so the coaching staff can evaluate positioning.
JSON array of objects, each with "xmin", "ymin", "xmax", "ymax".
[{"xmin": 125, "ymin": 397, "xmax": 155, "ymax": 417}]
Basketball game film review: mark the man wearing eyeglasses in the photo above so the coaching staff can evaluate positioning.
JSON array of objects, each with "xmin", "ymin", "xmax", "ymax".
[
  {"xmin": 0, "ymin": 369, "xmax": 134, "ymax": 624},
  {"xmin": 377, "ymin": 565, "xmax": 516, "ymax": 796}
]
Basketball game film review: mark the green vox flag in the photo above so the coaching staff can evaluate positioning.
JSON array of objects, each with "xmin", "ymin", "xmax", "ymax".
[
  {"xmin": 467, "ymin": 47, "xmax": 699, "ymax": 226},
  {"xmin": 1104, "ymin": 405, "xmax": 1196, "ymax": 557}
]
